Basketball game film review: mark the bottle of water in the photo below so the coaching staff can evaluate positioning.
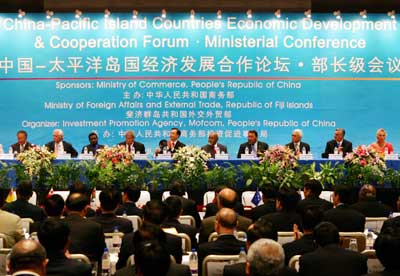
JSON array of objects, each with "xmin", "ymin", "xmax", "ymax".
[
  {"xmin": 8, "ymin": 147, "xmax": 13, "ymax": 155},
  {"xmin": 101, "ymin": 248, "xmax": 111, "ymax": 276},
  {"xmin": 302, "ymin": 147, "xmax": 306, "ymax": 155},
  {"xmin": 215, "ymin": 145, "xmax": 220, "ymax": 155},
  {"xmin": 238, "ymin": 247, "xmax": 246, "ymax": 263},
  {"xmin": 348, "ymin": 238, "xmax": 358, "ymax": 252},
  {"xmin": 384, "ymin": 147, "xmax": 389, "ymax": 155},
  {"xmin": 122, "ymin": 210, "xmax": 127, "ymax": 219},
  {"xmin": 83, "ymin": 147, "xmax": 88, "ymax": 154},
  {"xmin": 366, "ymin": 229, "xmax": 374, "ymax": 249},
  {"xmin": 189, "ymin": 248, "xmax": 198, "ymax": 275},
  {"xmin": 112, "ymin": 226, "xmax": 121, "ymax": 254},
  {"xmin": 334, "ymin": 147, "xmax": 338, "ymax": 154},
  {"xmin": 0, "ymin": 144, "xmax": 3, "ymax": 154},
  {"xmin": 244, "ymin": 147, "xmax": 249, "ymax": 155},
  {"xmin": 163, "ymin": 146, "xmax": 168, "ymax": 155}
]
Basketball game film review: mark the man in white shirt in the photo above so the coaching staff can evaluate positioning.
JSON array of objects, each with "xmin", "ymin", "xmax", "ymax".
[{"xmin": 286, "ymin": 129, "xmax": 311, "ymax": 155}]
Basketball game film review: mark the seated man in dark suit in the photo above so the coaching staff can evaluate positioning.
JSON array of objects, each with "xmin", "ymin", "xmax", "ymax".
[
  {"xmin": 261, "ymin": 187, "xmax": 303, "ymax": 232},
  {"xmin": 198, "ymin": 208, "xmax": 246, "ymax": 276},
  {"xmin": 323, "ymin": 185, "xmax": 365, "ymax": 232},
  {"xmin": 166, "ymin": 128, "xmax": 186, "ymax": 155},
  {"xmin": 31, "ymin": 194, "xmax": 65, "ymax": 233},
  {"xmin": 115, "ymin": 185, "xmax": 143, "ymax": 217},
  {"xmin": 8, "ymin": 239, "xmax": 47, "ymax": 276},
  {"xmin": 299, "ymin": 222, "xmax": 367, "ymax": 276},
  {"xmin": 322, "ymin": 128, "xmax": 353, "ymax": 158},
  {"xmin": 115, "ymin": 223, "xmax": 190, "ymax": 276},
  {"xmin": 286, "ymin": 129, "xmax": 311, "ymax": 155},
  {"xmin": 237, "ymin": 130, "xmax": 268, "ymax": 158},
  {"xmin": 297, "ymin": 180, "xmax": 333, "ymax": 214},
  {"xmin": 118, "ymin": 130, "xmax": 145, "ymax": 154},
  {"xmin": 351, "ymin": 184, "xmax": 391, "ymax": 217},
  {"xmin": 381, "ymin": 215, "xmax": 400, "ymax": 233},
  {"xmin": 135, "ymin": 240, "xmax": 171, "ymax": 276},
  {"xmin": 38, "ymin": 219, "xmax": 92, "ymax": 276},
  {"xmin": 10, "ymin": 130, "xmax": 32, "ymax": 154},
  {"xmin": 251, "ymin": 186, "xmax": 277, "ymax": 222},
  {"xmin": 45, "ymin": 129, "xmax": 78, "ymax": 157},
  {"xmin": 201, "ymin": 132, "xmax": 228, "ymax": 158},
  {"xmin": 68, "ymin": 182, "xmax": 96, "ymax": 218},
  {"xmin": 63, "ymin": 193, "xmax": 106, "ymax": 262},
  {"xmin": 117, "ymin": 200, "xmax": 182, "ymax": 269},
  {"xmin": 3, "ymin": 180, "xmax": 47, "ymax": 222},
  {"xmin": 162, "ymin": 195, "xmax": 198, "ymax": 249},
  {"xmin": 204, "ymin": 186, "xmax": 244, "ymax": 219},
  {"xmin": 170, "ymin": 180, "xmax": 201, "ymax": 228},
  {"xmin": 89, "ymin": 188, "xmax": 133, "ymax": 234},
  {"xmin": 81, "ymin": 132, "xmax": 104, "ymax": 155},
  {"xmin": 199, "ymin": 188, "xmax": 252, "ymax": 244},
  {"xmin": 283, "ymin": 207, "xmax": 323, "ymax": 265}
]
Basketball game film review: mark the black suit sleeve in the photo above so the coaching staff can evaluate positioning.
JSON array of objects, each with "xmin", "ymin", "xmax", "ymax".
[{"xmin": 237, "ymin": 144, "xmax": 246, "ymax": 158}]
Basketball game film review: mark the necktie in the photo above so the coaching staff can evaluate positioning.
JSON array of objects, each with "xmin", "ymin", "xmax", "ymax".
[
  {"xmin": 128, "ymin": 144, "xmax": 131, "ymax": 153},
  {"xmin": 212, "ymin": 146, "xmax": 216, "ymax": 155}
]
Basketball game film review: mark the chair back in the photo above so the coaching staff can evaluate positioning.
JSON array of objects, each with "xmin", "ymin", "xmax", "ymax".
[
  {"xmin": 365, "ymin": 217, "xmax": 387, "ymax": 233},
  {"xmin": 20, "ymin": 218, "xmax": 34, "ymax": 233},
  {"xmin": 278, "ymin": 232, "xmax": 302, "ymax": 245},
  {"xmin": 242, "ymin": 191, "xmax": 264, "ymax": 208},
  {"xmin": 104, "ymin": 232, "xmax": 124, "ymax": 252},
  {"xmin": 340, "ymin": 232, "xmax": 366, "ymax": 252},
  {"xmin": 162, "ymin": 191, "xmax": 188, "ymax": 201},
  {"xmin": 361, "ymin": 249, "xmax": 385, "ymax": 273},
  {"xmin": 0, "ymin": 248, "xmax": 11, "ymax": 276},
  {"xmin": 52, "ymin": 190, "xmax": 69, "ymax": 201},
  {"xmin": 203, "ymin": 191, "xmax": 215, "ymax": 206},
  {"xmin": 208, "ymin": 231, "xmax": 247, "ymax": 243},
  {"xmin": 117, "ymin": 215, "xmax": 143, "ymax": 231},
  {"xmin": 0, "ymin": 233, "xmax": 7, "ymax": 249},
  {"xmin": 175, "ymin": 233, "xmax": 192, "ymax": 253},
  {"xmin": 300, "ymin": 191, "xmax": 333, "ymax": 202},
  {"xmin": 178, "ymin": 215, "xmax": 196, "ymax": 227},
  {"xmin": 69, "ymin": 253, "xmax": 91, "ymax": 264},
  {"xmin": 288, "ymin": 255, "xmax": 301, "ymax": 272},
  {"xmin": 137, "ymin": 191, "xmax": 151, "ymax": 207},
  {"xmin": 202, "ymin": 254, "xmax": 239, "ymax": 276}
]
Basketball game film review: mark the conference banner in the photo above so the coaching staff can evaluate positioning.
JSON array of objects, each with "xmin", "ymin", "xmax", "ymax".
[{"xmin": 0, "ymin": 13, "xmax": 398, "ymax": 155}]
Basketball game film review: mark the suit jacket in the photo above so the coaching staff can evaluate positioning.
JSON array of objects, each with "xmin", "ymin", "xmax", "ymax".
[
  {"xmin": 251, "ymin": 199, "xmax": 276, "ymax": 222},
  {"xmin": 204, "ymin": 202, "xmax": 245, "ymax": 219},
  {"xmin": 365, "ymin": 270, "xmax": 400, "ymax": 276},
  {"xmin": 350, "ymin": 199, "xmax": 391, "ymax": 218},
  {"xmin": 81, "ymin": 144, "xmax": 104, "ymax": 155},
  {"xmin": 323, "ymin": 204, "xmax": 366, "ymax": 232},
  {"xmin": 201, "ymin": 143, "xmax": 228, "ymax": 158},
  {"xmin": 115, "ymin": 202, "xmax": 143, "ymax": 217},
  {"xmin": 162, "ymin": 218, "xmax": 198, "ymax": 249},
  {"xmin": 198, "ymin": 235, "xmax": 246, "ymax": 276},
  {"xmin": 114, "ymin": 263, "xmax": 191, "ymax": 276},
  {"xmin": 296, "ymin": 196, "xmax": 333, "ymax": 214},
  {"xmin": 199, "ymin": 215, "xmax": 252, "ymax": 244},
  {"xmin": 380, "ymin": 216, "xmax": 400, "ymax": 233},
  {"xmin": 299, "ymin": 244, "xmax": 368, "ymax": 276},
  {"xmin": 3, "ymin": 199, "xmax": 47, "ymax": 222},
  {"xmin": 261, "ymin": 211, "xmax": 303, "ymax": 232},
  {"xmin": 11, "ymin": 142, "xmax": 32, "ymax": 154},
  {"xmin": 63, "ymin": 214, "xmax": 106, "ymax": 262},
  {"xmin": 180, "ymin": 196, "xmax": 201, "ymax": 229},
  {"xmin": 45, "ymin": 141, "xmax": 78, "ymax": 158},
  {"xmin": 168, "ymin": 140, "xmax": 186, "ymax": 154},
  {"xmin": 237, "ymin": 141, "xmax": 269, "ymax": 158},
  {"xmin": 89, "ymin": 213, "xmax": 133, "ymax": 234},
  {"xmin": 223, "ymin": 263, "xmax": 298, "ymax": 276},
  {"xmin": 46, "ymin": 252, "xmax": 92, "ymax": 276},
  {"xmin": 116, "ymin": 231, "xmax": 182, "ymax": 269},
  {"xmin": 286, "ymin": 141, "xmax": 311, "ymax": 154},
  {"xmin": 0, "ymin": 210, "xmax": 24, "ymax": 247},
  {"xmin": 118, "ymin": 141, "xmax": 145, "ymax": 154},
  {"xmin": 322, "ymin": 139, "xmax": 353, "ymax": 158},
  {"xmin": 283, "ymin": 234, "xmax": 315, "ymax": 265}
]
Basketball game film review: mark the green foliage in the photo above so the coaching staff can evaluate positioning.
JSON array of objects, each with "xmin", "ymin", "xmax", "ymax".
[
  {"xmin": 302, "ymin": 162, "xmax": 345, "ymax": 188},
  {"xmin": 46, "ymin": 161, "xmax": 84, "ymax": 190},
  {"xmin": 203, "ymin": 163, "xmax": 238, "ymax": 190},
  {"xmin": 0, "ymin": 161, "xmax": 11, "ymax": 189},
  {"xmin": 144, "ymin": 161, "xmax": 175, "ymax": 191}
]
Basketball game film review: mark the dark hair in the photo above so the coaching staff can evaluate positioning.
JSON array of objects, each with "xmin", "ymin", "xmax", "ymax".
[
  {"xmin": 159, "ymin": 139, "xmax": 167, "ymax": 148},
  {"xmin": 260, "ymin": 186, "xmax": 277, "ymax": 199},
  {"xmin": 69, "ymin": 182, "xmax": 89, "ymax": 196},
  {"xmin": 16, "ymin": 181, "xmax": 33, "ymax": 200},
  {"xmin": 277, "ymin": 188, "xmax": 300, "ymax": 212},
  {"xmin": 169, "ymin": 180, "xmax": 186, "ymax": 197},
  {"xmin": 334, "ymin": 185, "xmax": 352, "ymax": 204},
  {"xmin": 374, "ymin": 226, "xmax": 400, "ymax": 269},
  {"xmin": 248, "ymin": 130, "xmax": 258, "ymax": 137},
  {"xmin": 134, "ymin": 241, "xmax": 171, "ymax": 276},
  {"xmin": 66, "ymin": 193, "xmax": 89, "ymax": 212},
  {"xmin": 301, "ymin": 207, "xmax": 323, "ymax": 231},
  {"xmin": 304, "ymin": 180, "xmax": 323, "ymax": 197},
  {"xmin": 88, "ymin": 132, "xmax": 98, "ymax": 139},
  {"xmin": 133, "ymin": 223, "xmax": 167, "ymax": 250},
  {"xmin": 0, "ymin": 188, "xmax": 7, "ymax": 208},
  {"xmin": 165, "ymin": 196, "xmax": 182, "ymax": 219},
  {"xmin": 38, "ymin": 219, "xmax": 70, "ymax": 254},
  {"xmin": 99, "ymin": 188, "xmax": 121, "ymax": 211},
  {"xmin": 143, "ymin": 200, "xmax": 167, "ymax": 225},
  {"xmin": 44, "ymin": 194, "xmax": 65, "ymax": 217},
  {"xmin": 313, "ymin": 222, "xmax": 340, "ymax": 247},
  {"xmin": 171, "ymin": 128, "xmax": 181, "ymax": 136},
  {"xmin": 248, "ymin": 218, "xmax": 278, "ymax": 243},
  {"xmin": 17, "ymin": 130, "xmax": 28, "ymax": 137},
  {"xmin": 336, "ymin": 128, "xmax": 346, "ymax": 136},
  {"xmin": 124, "ymin": 185, "xmax": 141, "ymax": 203},
  {"xmin": 9, "ymin": 240, "xmax": 46, "ymax": 272}
]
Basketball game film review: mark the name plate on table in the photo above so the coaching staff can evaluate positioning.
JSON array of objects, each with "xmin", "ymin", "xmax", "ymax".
[
  {"xmin": 134, "ymin": 154, "xmax": 148, "ymax": 160},
  {"xmin": 56, "ymin": 153, "xmax": 71, "ymax": 160},
  {"xmin": 0, "ymin": 153, "xmax": 14, "ymax": 160},
  {"xmin": 78, "ymin": 154, "xmax": 94, "ymax": 160},
  {"xmin": 328, "ymin": 154, "xmax": 343, "ymax": 160},
  {"xmin": 214, "ymin": 153, "xmax": 229, "ymax": 160},
  {"xmin": 299, "ymin": 154, "xmax": 314, "ymax": 160},
  {"xmin": 156, "ymin": 154, "xmax": 172, "ymax": 160},
  {"xmin": 240, "ymin": 154, "xmax": 259, "ymax": 160},
  {"xmin": 385, "ymin": 154, "xmax": 399, "ymax": 160}
]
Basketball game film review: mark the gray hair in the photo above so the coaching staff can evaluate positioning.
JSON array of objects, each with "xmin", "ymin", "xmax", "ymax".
[
  {"xmin": 247, "ymin": 239, "xmax": 285, "ymax": 276},
  {"xmin": 53, "ymin": 129, "xmax": 64, "ymax": 137},
  {"xmin": 292, "ymin": 129, "xmax": 303, "ymax": 138}
]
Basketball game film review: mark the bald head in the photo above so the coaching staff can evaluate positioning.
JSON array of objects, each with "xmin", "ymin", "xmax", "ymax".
[
  {"xmin": 208, "ymin": 132, "xmax": 219, "ymax": 146},
  {"xmin": 66, "ymin": 192, "xmax": 89, "ymax": 212},
  {"xmin": 216, "ymin": 208, "xmax": 237, "ymax": 232},
  {"xmin": 9, "ymin": 239, "xmax": 47, "ymax": 275},
  {"xmin": 217, "ymin": 188, "xmax": 237, "ymax": 209},
  {"xmin": 125, "ymin": 130, "xmax": 135, "ymax": 145}
]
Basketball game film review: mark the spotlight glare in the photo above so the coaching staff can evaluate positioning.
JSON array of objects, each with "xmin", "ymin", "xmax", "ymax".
[
  {"xmin": 274, "ymin": 9, "xmax": 281, "ymax": 19},
  {"xmin": 190, "ymin": 9, "xmax": 195, "ymax": 20},
  {"xmin": 360, "ymin": 9, "xmax": 367, "ymax": 19},
  {"xmin": 388, "ymin": 10, "xmax": 396, "ymax": 20},
  {"xmin": 17, "ymin": 9, "xmax": 26, "ymax": 18},
  {"xmin": 104, "ymin": 9, "xmax": 111, "ymax": 18},
  {"xmin": 333, "ymin": 10, "xmax": 341, "ymax": 20},
  {"xmin": 132, "ymin": 10, "xmax": 139, "ymax": 19},
  {"xmin": 161, "ymin": 9, "xmax": 167, "ymax": 19},
  {"xmin": 304, "ymin": 9, "xmax": 312, "ymax": 18},
  {"xmin": 45, "ymin": 10, "xmax": 54, "ymax": 19},
  {"xmin": 75, "ymin": 9, "xmax": 82, "ymax": 19},
  {"xmin": 217, "ymin": 9, "xmax": 222, "ymax": 20},
  {"xmin": 246, "ymin": 9, "xmax": 252, "ymax": 19}
]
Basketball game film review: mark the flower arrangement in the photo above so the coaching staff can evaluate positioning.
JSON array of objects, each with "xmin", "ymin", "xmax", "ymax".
[
  {"xmin": 95, "ymin": 145, "xmax": 133, "ymax": 169},
  {"xmin": 345, "ymin": 145, "xmax": 386, "ymax": 169},
  {"xmin": 261, "ymin": 145, "xmax": 298, "ymax": 169},
  {"xmin": 16, "ymin": 146, "xmax": 55, "ymax": 178}
]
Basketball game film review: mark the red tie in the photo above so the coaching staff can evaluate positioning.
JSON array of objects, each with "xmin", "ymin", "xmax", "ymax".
[{"xmin": 128, "ymin": 145, "xmax": 131, "ymax": 153}]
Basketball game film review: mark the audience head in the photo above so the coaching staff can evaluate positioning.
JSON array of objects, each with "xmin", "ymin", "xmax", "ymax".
[
  {"xmin": 38, "ymin": 219, "xmax": 70, "ymax": 255},
  {"xmin": 44, "ymin": 194, "xmax": 65, "ymax": 217},
  {"xmin": 260, "ymin": 186, "xmax": 276, "ymax": 201},
  {"xmin": 215, "ymin": 208, "xmax": 237, "ymax": 234},
  {"xmin": 333, "ymin": 185, "xmax": 352, "ymax": 205},
  {"xmin": 69, "ymin": 182, "xmax": 90, "ymax": 196},
  {"xmin": 16, "ymin": 180, "xmax": 33, "ymax": 201},
  {"xmin": 246, "ymin": 239, "xmax": 285, "ymax": 276},
  {"xmin": 135, "ymin": 240, "xmax": 171, "ymax": 276},
  {"xmin": 9, "ymin": 239, "xmax": 47, "ymax": 276},
  {"xmin": 66, "ymin": 193, "xmax": 89, "ymax": 214},
  {"xmin": 275, "ymin": 188, "xmax": 300, "ymax": 212},
  {"xmin": 374, "ymin": 226, "xmax": 400, "ymax": 270},
  {"xmin": 99, "ymin": 188, "xmax": 121, "ymax": 212},
  {"xmin": 123, "ymin": 185, "xmax": 141, "ymax": 203},
  {"xmin": 133, "ymin": 223, "xmax": 167, "ymax": 249},
  {"xmin": 247, "ymin": 217, "xmax": 278, "ymax": 247},
  {"xmin": 358, "ymin": 184, "xmax": 376, "ymax": 201},
  {"xmin": 164, "ymin": 195, "xmax": 183, "ymax": 220},
  {"xmin": 143, "ymin": 200, "xmax": 167, "ymax": 225},
  {"xmin": 169, "ymin": 180, "xmax": 186, "ymax": 197},
  {"xmin": 217, "ymin": 188, "xmax": 237, "ymax": 209},
  {"xmin": 303, "ymin": 179, "xmax": 323, "ymax": 198},
  {"xmin": 301, "ymin": 207, "xmax": 323, "ymax": 232},
  {"xmin": 313, "ymin": 222, "xmax": 340, "ymax": 247}
]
